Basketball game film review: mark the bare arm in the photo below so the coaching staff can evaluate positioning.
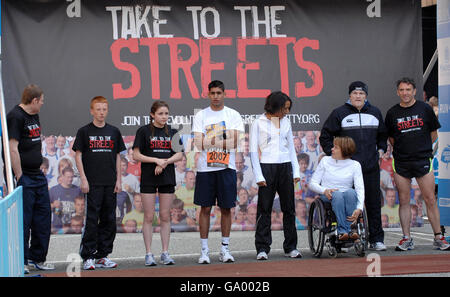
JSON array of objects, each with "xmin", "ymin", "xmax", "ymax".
[
  {"xmin": 431, "ymin": 130, "xmax": 438, "ymax": 144},
  {"xmin": 194, "ymin": 130, "xmax": 240, "ymax": 152},
  {"xmin": 115, "ymin": 153, "xmax": 122, "ymax": 193},
  {"xmin": 132, "ymin": 147, "xmax": 166, "ymax": 167},
  {"xmin": 166, "ymin": 152, "xmax": 183, "ymax": 165},
  {"xmin": 75, "ymin": 150, "xmax": 89, "ymax": 193},
  {"xmin": 9, "ymin": 139, "xmax": 22, "ymax": 180}
]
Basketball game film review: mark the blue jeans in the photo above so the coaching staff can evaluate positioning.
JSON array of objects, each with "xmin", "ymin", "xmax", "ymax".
[{"xmin": 320, "ymin": 189, "xmax": 358, "ymax": 234}]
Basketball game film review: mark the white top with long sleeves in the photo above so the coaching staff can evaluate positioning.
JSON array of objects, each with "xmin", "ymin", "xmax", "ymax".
[
  {"xmin": 249, "ymin": 114, "xmax": 300, "ymax": 183},
  {"xmin": 308, "ymin": 156, "xmax": 365, "ymax": 210}
]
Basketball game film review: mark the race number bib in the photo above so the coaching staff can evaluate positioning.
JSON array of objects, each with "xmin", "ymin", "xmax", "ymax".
[
  {"xmin": 207, "ymin": 149, "xmax": 230, "ymax": 168},
  {"xmin": 205, "ymin": 121, "xmax": 230, "ymax": 168}
]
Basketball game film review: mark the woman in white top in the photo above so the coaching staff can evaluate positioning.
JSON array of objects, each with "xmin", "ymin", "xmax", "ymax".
[
  {"xmin": 309, "ymin": 136, "xmax": 365, "ymax": 241},
  {"xmin": 250, "ymin": 91, "xmax": 302, "ymax": 260}
]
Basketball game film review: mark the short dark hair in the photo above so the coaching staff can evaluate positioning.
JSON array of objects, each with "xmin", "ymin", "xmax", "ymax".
[
  {"xmin": 264, "ymin": 91, "xmax": 290, "ymax": 114},
  {"xmin": 21, "ymin": 84, "xmax": 43, "ymax": 105},
  {"xmin": 208, "ymin": 80, "xmax": 225, "ymax": 91},
  {"xmin": 396, "ymin": 77, "xmax": 416, "ymax": 89}
]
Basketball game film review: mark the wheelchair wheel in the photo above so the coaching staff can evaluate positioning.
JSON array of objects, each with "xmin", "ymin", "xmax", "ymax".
[
  {"xmin": 308, "ymin": 199, "xmax": 325, "ymax": 258},
  {"xmin": 359, "ymin": 209, "xmax": 369, "ymax": 252},
  {"xmin": 354, "ymin": 240, "xmax": 365, "ymax": 257},
  {"xmin": 326, "ymin": 241, "xmax": 338, "ymax": 258},
  {"xmin": 352, "ymin": 209, "xmax": 369, "ymax": 257}
]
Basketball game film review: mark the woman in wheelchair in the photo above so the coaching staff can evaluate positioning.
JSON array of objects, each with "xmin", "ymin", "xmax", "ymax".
[{"xmin": 309, "ymin": 136, "xmax": 364, "ymax": 241}]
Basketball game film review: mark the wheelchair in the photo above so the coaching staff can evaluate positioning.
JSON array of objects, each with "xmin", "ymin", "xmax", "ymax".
[{"xmin": 307, "ymin": 198, "xmax": 369, "ymax": 258}]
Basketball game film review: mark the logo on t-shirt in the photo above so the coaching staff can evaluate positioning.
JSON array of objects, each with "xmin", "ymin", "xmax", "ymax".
[
  {"xmin": 149, "ymin": 136, "xmax": 172, "ymax": 153},
  {"xmin": 28, "ymin": 124, "xmax": 41, "ymax": 138},
  {"xmin": 89, "ymin": 136, "xmax": 115, "ymax": 152},
  {"xmin": 396, "ymin": 115, "xmax": 424, "ymax": 133}
]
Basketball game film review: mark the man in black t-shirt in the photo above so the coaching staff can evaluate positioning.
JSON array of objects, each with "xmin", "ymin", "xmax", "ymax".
[
  {"xmin": 385, "ymin": 77, "xmax": 449, "ymax": 251},
  {"xmin": 73, "ymin": 96, "xmax": 126, "ymax": 270},
  {"xmin": 7, "ymin": 84, "xmax": 54, "ymax": 272}
]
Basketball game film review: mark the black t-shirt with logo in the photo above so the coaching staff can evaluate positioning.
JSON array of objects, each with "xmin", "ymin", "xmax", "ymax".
[
  {"xmin": 385, "ymin": 100, "xmax": 441, "ymax": 162},
  {"xmin": 7, "ymin": 105, "xmax": 43, "ymax": 175},
  {"xmin": 72, "ymin": 123, "xmax": 126, "ymax": 185},
  {"xmin": 133, "ymin": 125, "xmax": 182, "ymax": 187}
]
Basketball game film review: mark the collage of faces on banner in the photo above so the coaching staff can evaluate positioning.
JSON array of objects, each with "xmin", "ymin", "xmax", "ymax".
[{"xmin": 41, "ymin": 130, "xmax": 430, "ymax": 235}]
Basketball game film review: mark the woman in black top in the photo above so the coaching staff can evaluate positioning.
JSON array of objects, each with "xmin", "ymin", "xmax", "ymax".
[{"xmin": 133, "ymin": 101, "xmax": 183, "ymax": 265}]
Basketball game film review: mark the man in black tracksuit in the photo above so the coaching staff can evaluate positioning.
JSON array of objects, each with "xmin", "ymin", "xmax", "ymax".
[{"xmin": 319, "ymin": 81, "xmax": 388, "ymax": 251}]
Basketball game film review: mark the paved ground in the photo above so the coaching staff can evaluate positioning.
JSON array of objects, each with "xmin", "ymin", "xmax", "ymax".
[{"xmin": 29, "ymin": 223, "xmax": 450, "ymax": 278}]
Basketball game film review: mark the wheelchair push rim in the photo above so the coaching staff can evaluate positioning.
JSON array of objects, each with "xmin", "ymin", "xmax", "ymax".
[{"xmin": 308, "ymin": 199, "xmax": 325, "ymax": 258}]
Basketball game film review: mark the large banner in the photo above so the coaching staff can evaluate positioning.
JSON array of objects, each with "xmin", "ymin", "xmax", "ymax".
[
  {"xmin": 1, "ymin": 0, "xmax": 425, "ymax": 234},
  {"xmin": 437, "ymin": 0, "xmax": 450, "ymax": 226},
  {"xmin": 2, "ymin": 0, "xmax": 422, "ymax": 134}
]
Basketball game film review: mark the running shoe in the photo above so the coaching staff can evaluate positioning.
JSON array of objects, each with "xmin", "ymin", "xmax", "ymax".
[
  {"xmin": 256, "ymin": 251, "xmax": 268, "ymax": 260},
  {"xmin": 24, "ymin": 265, "xmax": 30, "ymax": 274},
  {"xmin": 95, "ymin": 257, "xmax": 117, "ymax": 268},
  {"xmin": 285, "ymin": 249, "xmax": 303, "ymax": 258},
  {"xmin": 370, "ymin": 242, "xmax": 387, "ymax": 251},
  {"xmin": 395, "ymin": 237, "xmax": 414, "ymax": 251},
  {"xmin": 145, "ymin": 253, "xmax": 157, "ymax": 266},
  {"xmin": 198, "ymin": 248, "xmax": 211, "ymax": 264},
  {"xmin": 219, "ymin": 246, "xmax": 235, "ymax": 263},
  {"xmin": 28, "ymin": 260, "xmax": 55, "ymax": 270},
  {"xmin": 83, "ymin": 259, "xmax": 95, "ymax": 270},
  {"xmin": 433, "ymin": 236, "xmax": 450, "ymax": 251},
  {"xmin": 160, "ymin": 252, "xmax": 175, "ymax": 265}
]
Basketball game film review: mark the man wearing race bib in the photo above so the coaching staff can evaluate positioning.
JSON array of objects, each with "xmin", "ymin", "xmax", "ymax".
[{"xmin": 192, "ymin": 80, "xmax": 244, "ymax": 264}]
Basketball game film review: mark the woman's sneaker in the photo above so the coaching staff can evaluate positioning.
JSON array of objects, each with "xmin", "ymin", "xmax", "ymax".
[
  {"xmin": 145, "ymin": 253, "xmax": 157, "ymax": 266},
  {"xmin": 83, "ymin": 259, "xmax": 95, "ymax": 270},
  {"xmin": 433, "ymin": 236, "xmax": 450, "ymax": 250},
  {"xmin": 95, "ymin": 257, "xmax": 117, "ymax": 268},
  {"xmin": 395, "ymin": 237, "xmax": 414, "ymax": 251},
  {"xmin": 160, "ymin": 252, "xmax": 175, "ymax": 265}
]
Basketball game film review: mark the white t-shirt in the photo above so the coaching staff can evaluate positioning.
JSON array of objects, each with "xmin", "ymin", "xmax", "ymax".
[{"xmin": 192, "ymin": 106, "xmax": 244, "ymax": 172}]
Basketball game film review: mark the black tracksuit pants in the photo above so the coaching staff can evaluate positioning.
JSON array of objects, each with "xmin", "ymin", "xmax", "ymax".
[
  {"xmin": 80, "ymin": 185, "xmax": 117, "ymax": 261},
  {"xmin": 19, "ymin": 173, "xmax": 51, "ymax": 265},
  {"xmin": 255, "ymin": 163, "xmax": 297, "ymax": 254},
  {"xmin": 363, "ymin": 167, "xmax": 384, "ymax": 244}
]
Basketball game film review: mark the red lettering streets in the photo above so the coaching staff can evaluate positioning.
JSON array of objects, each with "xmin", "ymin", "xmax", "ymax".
[{"xmin": 110, "ymin": 37, "xmax": 323, "ymax": 100}]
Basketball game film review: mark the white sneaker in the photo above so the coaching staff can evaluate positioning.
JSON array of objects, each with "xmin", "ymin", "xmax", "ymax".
[
  {"xmin": 28, "ymin": 260, "xmax": 55, "ymax": 270},
  {"xmin": 95, "ymin": 257, "xmax": 117, "ymax": 268},
  {"xmin": 285, "ymin": 249, "xmax": 302, "ymax": 258},
  {"xmin": 219, "ymin": 246, "xmax": 235, "ymax": 263},
  {"xmin": 198, "ymin": 249, "xmax": 211, "ymax": 264},
  {"xmin": 256, "ymin": 251, "xmax": 268, "ymax": 260},
  {"xmin": 83, "ymin": 259, "xmax": 95, "ymax": 270},
  {"xmin": 370, "ymin": 242, "xmax": 387, "ymax": 251}
]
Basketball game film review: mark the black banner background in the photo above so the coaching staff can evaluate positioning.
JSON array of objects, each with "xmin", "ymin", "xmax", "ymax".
[{"xmin": 2, "ymin": 0, "xmax": 422, "ymax": 135}]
